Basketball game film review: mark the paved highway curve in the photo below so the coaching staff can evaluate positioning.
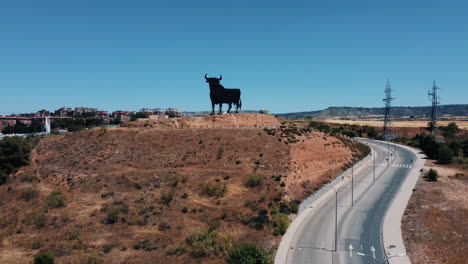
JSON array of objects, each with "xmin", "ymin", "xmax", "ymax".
[{"xmin": 285, "ymin": 139, "xmax": 418, "ymax": 264}]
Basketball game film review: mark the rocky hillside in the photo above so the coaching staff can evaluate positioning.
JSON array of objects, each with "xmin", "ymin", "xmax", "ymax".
[{"xmin": 0, "ymin": 118, "xmax": 367, "ymax": 263}]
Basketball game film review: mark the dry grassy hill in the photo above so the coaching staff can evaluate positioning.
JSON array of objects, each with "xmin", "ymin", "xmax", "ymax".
[{"xmin": 0, "ymin": 116, "xmax": 368, "ymax": 264}]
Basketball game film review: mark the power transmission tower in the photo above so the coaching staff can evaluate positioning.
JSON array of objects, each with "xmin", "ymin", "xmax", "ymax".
[
  {"xmin": 382, "ymin": 79, "xmax": 394, "ymax": 140},
  {"xmin": 428, "ymin": 80, "xmax": 440, "ymax": 136}
]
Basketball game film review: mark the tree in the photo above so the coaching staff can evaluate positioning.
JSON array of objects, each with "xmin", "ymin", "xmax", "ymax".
[
  {"xmin": 130, "ymin": 112, "xmax": 148, "ymax": 121},
  {"xmin": 449, "ymin": 141, "xmax": 462, "ymax": 157},
  {"xmin": 0, "ymin": 136, "xmax": 31, "ymax": 175},
  {"xmin": 443, "ymin": 122, "xmax": 459, "ymax": 138},
  {"xmin": 226, "ymin": 243, "xmax": 271, "ymax": 264},
  {"xmin": 365, "ymin": 126, "xmax": 378, "ymax": 138},
  {"xmin": 463, "ymin": 140, "xmax": 468, "ymax": 158},
  {"xmin": 421, "ymin": 135, "xmax": 438, "ymax": 159},
  {"xmin": 436, "ymin": 144, "xmax": 454, "ymax": 164}
]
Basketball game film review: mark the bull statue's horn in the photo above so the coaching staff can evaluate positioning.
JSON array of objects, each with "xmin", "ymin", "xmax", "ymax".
[
  {"xmin": 218, "ymin": 75, "xmax": 222, "ymax": 80},
  {"xmin": 205, "ymin": 74, "xmax": 209, "ymax": 80}
]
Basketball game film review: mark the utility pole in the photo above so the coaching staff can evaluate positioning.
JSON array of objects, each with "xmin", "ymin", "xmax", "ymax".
[
  {"xmin": 428, "ymin": 80, "xmax": 440, "ymax": 137},
  {"xmin": 382, "ymin": 79, "xmax": 394, "ymax": 141},
  {"xmin": 382, "ymin": 79, "xmax": 394, "ymax": 167}
]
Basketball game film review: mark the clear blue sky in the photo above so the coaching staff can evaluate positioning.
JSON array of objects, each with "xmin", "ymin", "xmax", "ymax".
[{"xmin": 1, "ymin": 0, "xmax": 467, "ymax": 114}]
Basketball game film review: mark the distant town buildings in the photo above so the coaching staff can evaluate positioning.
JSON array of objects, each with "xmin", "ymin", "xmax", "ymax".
[{"xmin": 0, "ymin": 106, "xmax": 182, "ymax": 133}]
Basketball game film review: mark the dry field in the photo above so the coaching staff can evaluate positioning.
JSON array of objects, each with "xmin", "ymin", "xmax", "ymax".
[
  {"xmin": 402, "ymin": 160, "xmax": 468, "ymax": 264},
  {"xmin": 323, "ymin": 119, "xmax": 468, "ymax": 129},
  {"xmin": 0, "ymin": 115, "xmax": 367, "ymax": 263}
]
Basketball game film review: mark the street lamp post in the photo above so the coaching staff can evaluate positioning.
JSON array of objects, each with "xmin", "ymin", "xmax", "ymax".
[
  {"xmin": 373, "ymin": 148, "xmax": 376, "ymax": 182},
  {"xmin": 333, "ymin": 186, "xmax": 346, "ymax": 252},
  {"xmin": 351, "ymin": 164, "xmax": 354, "ymax": 206},
  {"xmin": 387, "ymin": 139, "xmax": 390, "ymax": 166}
]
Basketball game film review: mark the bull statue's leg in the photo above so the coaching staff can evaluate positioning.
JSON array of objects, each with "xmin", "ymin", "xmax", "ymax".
[
  {"xmin": 211, "ymin": 102, "xmax": 215, "ymax": 115},
  {"xmin": 218, "ymin": 104, "xmax": 223, "ymax": 115},
  {"xmin": 227, "ymin": 103, "xmax": 232, "ymax": 113}
]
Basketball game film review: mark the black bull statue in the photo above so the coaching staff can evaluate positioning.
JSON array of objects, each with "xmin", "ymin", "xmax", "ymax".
[{"xmin": 205, "ymin": 74, "xmax": 242, "ymax": 115}]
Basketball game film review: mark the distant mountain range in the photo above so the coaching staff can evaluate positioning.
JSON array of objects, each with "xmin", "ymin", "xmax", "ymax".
[{"xmin": 276, "ymin": 104, "xmax": 468, "ymax": 119}]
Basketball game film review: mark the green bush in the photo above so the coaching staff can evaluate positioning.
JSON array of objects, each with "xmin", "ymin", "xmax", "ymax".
[
  {"xmin": 425, "ymin": 169, "xmax": 439, "ymax": 181},
  {"xmin": 184, "ymin": 228, "xmax": 233, "ymax": 258},
  {"xmin": 245, "ymin": 173, "xmax": 265, "ymax": 188},
  {"xmin": 436, "ymin": 144, "xmax": 454, "ymax": 164},
  {"xmin": 271, "ymin": 213, "xmax": 289, "ymax": 236},
  {"xmin": 202, "ymin": 182, "xmax": 227, "ymax": 197},
  {"xmin": 226, "ymin": 243, "xmax": 271, "ymax": 264},
  {"xmin": 46, "ymin": 190, "xmax": 66, "ymax": 208},
  {"xmin": 0, "ymin": 136, "xmax": 33, "ymax": 175},
  {"xmin": 289, "ymin": 201, "xmax": 300, "ymax": 214},
  {"xmin": 33, "ymin": 250, "xmax": 55, "ymax": 264}
]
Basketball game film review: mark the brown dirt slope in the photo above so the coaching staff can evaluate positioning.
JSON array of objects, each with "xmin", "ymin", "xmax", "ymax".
[
  {"xmin": 123, "ymin": 113, "xmax": 280, "ymax": 129},
  {"xmin": 0, "ymin": 121, "xmax": 365, "ymax": 263},
  {"xmin": 402, "ymin": 161, "xmax": 468, "ymax": 264}
]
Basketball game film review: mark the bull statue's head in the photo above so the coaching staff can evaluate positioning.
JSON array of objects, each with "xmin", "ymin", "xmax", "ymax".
[{"xmin": 205, "ymin": 74, "xmax": 222, "ymax": 85}]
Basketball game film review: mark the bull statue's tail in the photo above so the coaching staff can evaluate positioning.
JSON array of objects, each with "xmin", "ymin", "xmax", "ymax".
[{"xmin": 238, "ymin": 98, "xmax": 242, "ymax": 111}]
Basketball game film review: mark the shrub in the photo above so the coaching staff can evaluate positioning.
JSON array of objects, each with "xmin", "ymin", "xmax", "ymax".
[
  {"xmin": 158, "ymin": 222, "xmax": 171, "ymax": 231},
  {"xmin": 201, "ymin": 182, "xmax": 227, "ymax": 197},
  {"xmin": 161, "ymin": 191, "xmax": 173, "ymax": 205},
  {"xmin": 425, "ymin": 169, "xmax": 439, "ymax": 181},
  {"xmin": 80, "ymin": 255, "xmax": 103, "ymax": 264},
  {"xmin": 271, "ymin": 213, "xmax": 289, "ymax": 236},
  {"xmin": 21, "ymin": 187, "xmax": 39, "ymax": 201},
  {"xmin": 436, "ymin": 144, "xmax": 454, "ymax": 164},
  {"xmin": 24, "ymin": 210, "xmax": 47, "ymax": 228},
  {"xmin": 102, "ymin": 244, "xmax": 113, "ymax": 253},
  {"xmin": 289, "ymin": 201, "xmax": 300, "ymax": 214},
  {"xmin": 105, "ymin": 208, "xmax": 120, "ymax": 224},
  {"xmin": 46, "ymin": 190, "xmax": 66, "ymax": 208},
  {"xmin": 67, "ymin": 229, "xmax": 80, "ymax": 240},
  {"xmin": 245, "ymin": 173, "xmax": 265, "ymax": 188},
  {"xmin": 33, "ymin": 250, "xmax": 55, "ymax": 264},
  {"xmin": 226, "ymin": 243, "xmax": 271, "ymax": 264},
  {"xmin": 26, "ymin": 238, "xmax": 41, "ymax": 249},
  {"xmin": 166, "ymin": 244, "xmax": 187, "ymax": 256},
  {"xmin": 184, "ymin": 228, "xmax": 233, "ymax": 258}
]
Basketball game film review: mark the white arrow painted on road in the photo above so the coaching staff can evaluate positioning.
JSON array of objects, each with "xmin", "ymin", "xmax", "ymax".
[
  {"xmin": 349, "ymin": 244, "xmax": 354, "ymax": 257},
  {"xmin": 371, "ymin": 246, "xmax": 376, "ymax": 258}
]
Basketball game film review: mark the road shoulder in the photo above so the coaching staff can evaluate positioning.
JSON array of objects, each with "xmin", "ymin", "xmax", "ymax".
[{"xmin": 381, "ymin": 143, "xmax": 425, "ymax": 264}]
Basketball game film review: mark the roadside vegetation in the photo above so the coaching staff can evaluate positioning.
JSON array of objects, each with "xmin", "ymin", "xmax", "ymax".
[
  {"xmin": 0, "ymin": 136, "xmax": 38, "ymax": 185},
  {"xmin": 405, "ymin": 122, "xmax": 467, "ymax": 164}
]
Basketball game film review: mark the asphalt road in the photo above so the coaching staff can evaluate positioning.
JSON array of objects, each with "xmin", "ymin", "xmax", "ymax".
[{"xmin": 286, "ymin": 139, "xmax": 417, "ymax": 264}]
